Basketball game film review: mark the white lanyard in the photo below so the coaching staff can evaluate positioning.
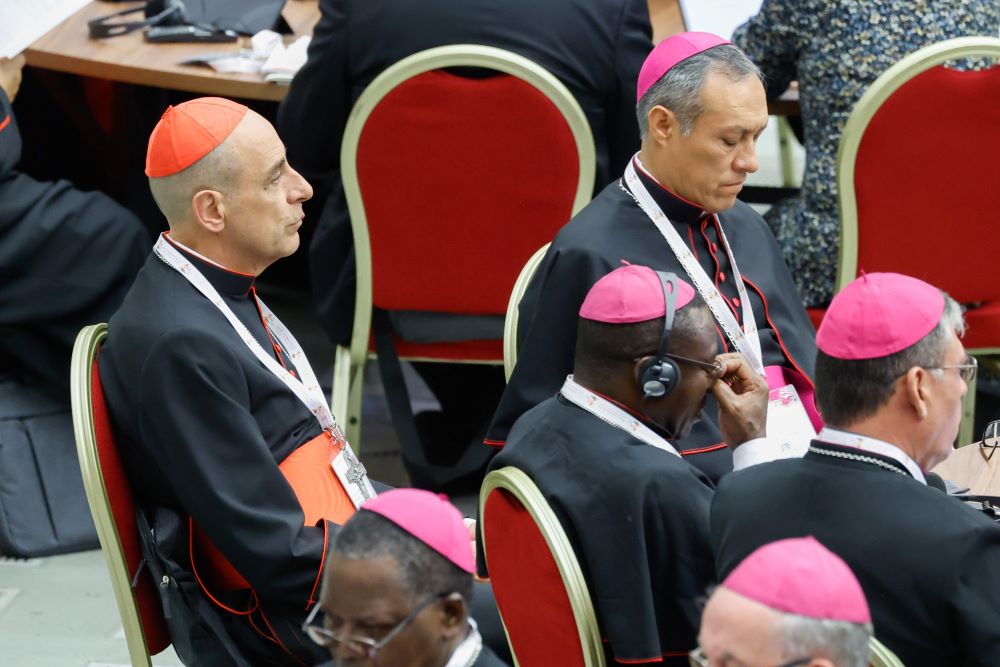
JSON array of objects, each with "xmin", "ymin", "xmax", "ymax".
[
  {"xmin": 153, "ymin": 235, "xmax": 377, "ymax": 505},
  {"xmin": 622, "ymin": 158, "xmax": 764, "ymax": 376},
  {"xmin": 444, "ymin": 620, "xmax": 484, "ymax": 667},
  {"xmin": 560, "ymin": 377, "xmax": 681, "ymax": 458},
  {"xmin": 817, "ymin": 427, "xmax": 926, "ymax": 484}
]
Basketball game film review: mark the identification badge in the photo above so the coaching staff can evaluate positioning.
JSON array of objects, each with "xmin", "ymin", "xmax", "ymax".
[
  {"xmin": 766, "ymin": 384, "xmax": 816, "ymax": 457},
  {"xmin": 330, "ymin": 435, "xmax": 376, "ymax": 507}
]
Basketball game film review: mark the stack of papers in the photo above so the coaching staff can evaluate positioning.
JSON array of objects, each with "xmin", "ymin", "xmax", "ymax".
[{"xmin": 0, "ymin": 0, "xmax": 89, "ymax": 59}]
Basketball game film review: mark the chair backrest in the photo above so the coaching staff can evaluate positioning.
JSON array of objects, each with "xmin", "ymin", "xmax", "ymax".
[
  {"xmin": 836, "ymin": 36, "xmax": 1000, "ymax": 299},
  {"xmin": 503, "ymin": 243, "xmax": 550, "ymax": 380},
  {"xmin": 70, "ymin": 323, "xmax": 171, "ymax": 666},
  {"xmin": 869, "ymin": 636, "xmax": 905, "ymax": 667},
  {"xmin": 343, "ymin": 44, "xmax": 596, "ymax": 364},
  {"xmin": 479, "ymin": 466, "xmax": 605, "ymax": 667}
]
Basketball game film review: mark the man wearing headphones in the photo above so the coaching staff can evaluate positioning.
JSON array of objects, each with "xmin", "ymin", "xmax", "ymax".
[{"xmin": 480, "ymin": 264, "xmax": 774, "ymax": 666}]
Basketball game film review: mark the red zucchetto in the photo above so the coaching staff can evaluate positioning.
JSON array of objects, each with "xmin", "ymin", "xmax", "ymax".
[{"xmin": 145, "ymin": 97, "xmax": 249, "ymax": 178}]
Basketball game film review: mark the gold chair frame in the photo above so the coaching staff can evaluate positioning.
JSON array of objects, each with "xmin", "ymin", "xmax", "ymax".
[
  {"xmin": 70, "ymin": 323, "xmax": 158, "ymax": 666},
  {"xmin": 836, "ymin": 36, "xmax": 1000, "ymax": 445},
  {"xmin": 333, "ymin": 44, "xmax": 597, "ymax": 446},
  {"xmin": 503, "ymin": 243, "xmax": 551, "ymax": 380},
  {"xmin": 836, "ymin": 35, "xmax": 1000, "ymax": 291},
  {"xmin": 869, "ymin": 636, "xmax": 905, "ymax": 667},
  {"xmin": 480, "ymin": 466, "xmax": 606, "ymax": 667}
]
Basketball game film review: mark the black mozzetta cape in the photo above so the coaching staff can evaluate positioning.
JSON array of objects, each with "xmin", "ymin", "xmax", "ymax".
[
  {"xmin": 711, "ymin": 440, "xmax": 1000, "ymax": 667},
  {"xmin": 0, "ymin": 89, "xmax": 147, "ymax": 396},
  {"xmin": 482, "ymin": 393, "xmax": 716, "ymax": 665},
  {"xmin": 487, "ymin": 165, "xmax": 817, "ymax": 482},
  {"xmin": 100, "ymin": 239, "xmax": 332, "ymax": 625}
]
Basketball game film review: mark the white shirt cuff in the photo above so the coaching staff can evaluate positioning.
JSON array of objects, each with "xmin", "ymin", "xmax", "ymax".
[{"xmin": 732, "ymin": 437, "xmax": 805, "ymax": 470}]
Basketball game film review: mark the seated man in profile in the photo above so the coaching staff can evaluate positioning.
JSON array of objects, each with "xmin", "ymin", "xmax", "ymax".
[
  {"xmin": 711, "ymin": 272, "xmax": 1000, "ymax": 667},
  {"xmin": 481, "ymin": 264, "xmax": 777, "ymax": 665},
  {"xmin": 696, "ymin": 536, "xmax": 873, "ymax": 667},
  {"xmin": 309, "ymin": 488, "xmax": 507, "ymax": 667},
  {"xmin": 487, "ymin": 33, "xmax": 820, "ymax": 483},
  {"xmin": 101, "ymin": 97, "xmax": 376, "ymax": 665}
]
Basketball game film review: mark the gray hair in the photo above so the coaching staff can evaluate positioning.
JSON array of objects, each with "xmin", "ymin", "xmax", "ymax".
[
  {"xmin": 636, "ymin": 44, "xmax": 763, "ymax": 140},
  {"xmin": 779, "ymin": 614, "xmax": 873, "ymax": 667},
  {"xmin": 328, "ymin": 510, "xmax": 473, "ymax": 606},
  {"xmin": 815, "ymin": 292, "xmax": 966, "ymax": 426}
]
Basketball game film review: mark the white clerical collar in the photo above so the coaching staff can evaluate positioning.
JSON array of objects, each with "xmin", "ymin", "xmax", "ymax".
[
  {"xmin": 560, "ymin": 376, "xmax": 681, "ymax": 458},
  {"xmin": 163, "ymin": 233, "xmax": 247, "ymax": 275},
  {"xmin": 443, "ymin": 619, "xmax": 482, "ymax": 667},
  {"xmin": 817, "ymin": 427, "xmax": 926, "ymax": 485}
]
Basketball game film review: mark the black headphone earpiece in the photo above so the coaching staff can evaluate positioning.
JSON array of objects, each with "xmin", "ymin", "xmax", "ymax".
[
  {"xmin": 638, "ymin": 271, "xmax": 681, "ymax": 400},
  {"xmin": 89, "ymin": 0, "xmax": 187, "ymax": 39}
]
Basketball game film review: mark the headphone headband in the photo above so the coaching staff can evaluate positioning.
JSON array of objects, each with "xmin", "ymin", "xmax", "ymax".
[{"xmin": 639, "ymin": 271, "xmax": 682, "ymax": 400}]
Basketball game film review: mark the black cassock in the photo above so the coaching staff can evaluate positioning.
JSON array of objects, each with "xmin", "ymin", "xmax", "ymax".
[
  {"xmin": 711, "ymin": 440, "xmax": 1000, "ymax": 667},
  {"xmin": 487, "ymin": 166, "xmax": 817, "ymax": 482},
  {"xmin": 481, "ymin": 393, "xmax": 716, "ymax": 666},
  {"xmin": 0, "ymin": 89, "xmax": 147, "ymax": 396},
  {"xmin": 101, "ymin": 238, "xmax": 331, "ymax": 664}
]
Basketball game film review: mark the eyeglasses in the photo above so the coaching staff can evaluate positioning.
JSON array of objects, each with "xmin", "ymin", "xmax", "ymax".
[
  {"xmin": 925, "ymin": 355, "xmax": 978, "ymax": 383},
  {"xmin": 635, "ymin": 353, "xmax": 725, "ymax": 379},
  {"xmin": 980, "ymin": 419, "xmax": 999, "ymax": 463},
  {"xmin": 688, "ymin": 647, "xmax": 812, "ymax": 667},
  {"xmin": 302, "ymin": 592, "xmax": 448, "ymax": 660}
]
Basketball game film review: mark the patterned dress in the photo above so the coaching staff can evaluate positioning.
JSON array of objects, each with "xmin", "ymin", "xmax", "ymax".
[{"xmin": 733, "ymin": 0, "xmax": 999, "ymax": 307}]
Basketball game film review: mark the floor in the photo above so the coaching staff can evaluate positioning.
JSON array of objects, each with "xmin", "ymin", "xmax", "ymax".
[{"xmin": 0, "ymin": 122, "xmax": 801, "ymax": 666}]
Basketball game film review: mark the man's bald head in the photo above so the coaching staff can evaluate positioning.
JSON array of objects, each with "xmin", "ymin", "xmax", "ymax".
[{"xmin": 148, "ymin": 128, "xmax": 243, "ymax": 227}]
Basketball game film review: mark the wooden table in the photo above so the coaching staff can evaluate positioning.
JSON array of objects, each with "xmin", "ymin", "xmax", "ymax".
[{"xmin": 24, "ymin": 0, "xmax": 320, "ymax": 102}]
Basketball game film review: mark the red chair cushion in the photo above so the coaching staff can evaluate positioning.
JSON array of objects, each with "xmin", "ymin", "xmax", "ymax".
[
  {"xmin": 367, "ymin": 334, "xmax": 503, "ymax": 362},
  {"xmin": 92, "ymin": 355, "xmax": 171, "ymax": 654},
  {"xmin": 357, "ymin": 69, "xmax": 580, "ymax": 315},
  {"xmin": 807, "ymin": 307, "xmax": 826, "ymax": 332},
  {"xmin": 483, "ymin": 488, "xmax": 586, "ymax": 666},
  {"xmin": 963, "ymin": 301, "xmax": 1000, "ymax": 351},
  {"xmin": 852, "ymin": 64, "xmax": 1000, "ymax": 303}
]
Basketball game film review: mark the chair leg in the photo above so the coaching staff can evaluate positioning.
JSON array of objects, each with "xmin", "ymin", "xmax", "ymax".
[
  {"xmin": 332, "ymin": 346, "xmax": 365, "ymax": 453},
  {"xmin": 957, "ymin": 374, "xmax": 977, "ymax": 447},
  {"xmin": 778, "ymin": 116, "xmax": 798, "ymax": 188},
  {"xmin": 346, "ymin": 362, "xmax": 365, "ymax": 450}
]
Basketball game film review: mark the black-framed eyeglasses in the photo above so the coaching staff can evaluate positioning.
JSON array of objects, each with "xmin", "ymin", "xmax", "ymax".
[
  {"xmin": 635, "ymin": 353, "xmax": 725, "ymax": 379},
  {"xmin": 924, "ymin": 355, "xmax": 978, "ymax": 384},
  {"xmin": 302, "ymin": 592, "xmax": 449, "ymax": 660},
  {"xmin": 688, "ymin": 646, "xmax": 812, "ymax": 667},
  {"xmin": 980, "ymin": 419, "xmax": 999, "ymax": 463}
]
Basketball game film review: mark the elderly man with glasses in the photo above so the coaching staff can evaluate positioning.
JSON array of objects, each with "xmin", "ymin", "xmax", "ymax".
[
  {"xmin": 308, "ymin": 488, "xmax": 506, "ymax": 667},
  {"xmin": 694, "ymin": 536, "xmax": 872, "ymax": 667},
  {"xmin": 711, "ymin": 272, "xmax": 1000, "ymax": 667}
]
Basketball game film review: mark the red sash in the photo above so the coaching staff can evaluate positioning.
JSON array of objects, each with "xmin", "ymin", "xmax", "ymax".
[{"xmin": 190, "ymin": 431, "xmax": 356, "ymax": 596}]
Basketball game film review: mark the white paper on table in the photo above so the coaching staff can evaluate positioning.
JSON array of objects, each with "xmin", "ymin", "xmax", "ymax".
[
  {"xmin": 0, "ymin": 0, "xmax": 90, "ymax": 59},
  {"xmin": 678, "ymin": 0, "xmax": 764, "ymax": 40}
]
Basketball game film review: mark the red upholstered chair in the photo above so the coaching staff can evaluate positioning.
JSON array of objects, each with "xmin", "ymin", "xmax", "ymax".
[
  {"xmin": 70, "ymin": 323, "xmax": 171, "ymax": 666},
  {"xmin": 503, "ymin": 243, "xmax": 550, "ymax": 380},
  {"xmin": 331, "ymin": 44, "xmax": 596, "ymax": 450},
  {"xmin": 869, "ymin": 637, "xmax": 905, "ymax": 667},
  {"xmin": 479, "ymin": 466, "xmax": 606, "ymax": 667},
  {"xmin": 836, "ymin": 36, "xmax": 1000, "ymax": 442}
]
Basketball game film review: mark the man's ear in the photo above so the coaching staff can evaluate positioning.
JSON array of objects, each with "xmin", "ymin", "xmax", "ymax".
[
  {"xmin": 191, "ymin": 189, "xmax": 226, "ymax": 234},
  {"xmin": 901, "ymin": 366, "xmax": 930, "ymax": 419},
  {"xmin": 439, "ymin": 594, "xmax": 467, "ymax": 639},
  {"xmin": 646, "ymin": 105, "xmax": 678, "ymax": 146}
]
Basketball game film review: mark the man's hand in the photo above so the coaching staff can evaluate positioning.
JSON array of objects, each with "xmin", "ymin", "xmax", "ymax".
[
  {"xmin": 712, "ymin": 352, "xmax": 768, "ymax": 448},
  {"xmin": 0, "ymin": 54, "xmax": 26, "ymax": 103}
]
